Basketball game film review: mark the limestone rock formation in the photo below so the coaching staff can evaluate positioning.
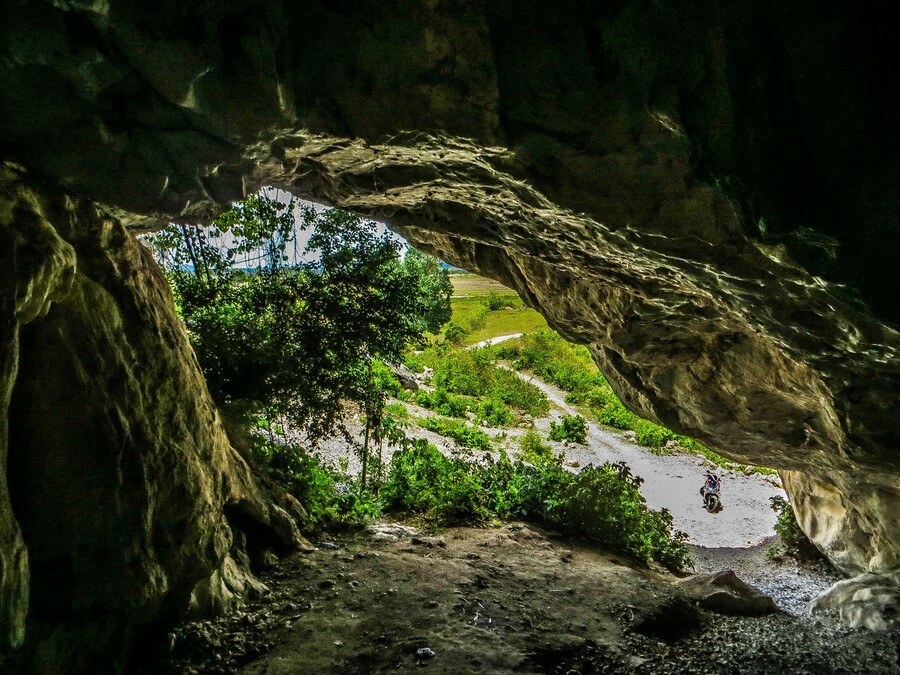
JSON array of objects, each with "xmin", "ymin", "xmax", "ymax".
[
  {"xmin": 809, "ymin": 570, "xmax": 900, "ymax": 631},
  {"xmin": 0, "ymin": 167, "xmax": 307, "ymax": 670},
  {"xmin": 678, "ymin": 570, "xmax": 780, "ymax": 617},
  {"xmin": 0, "ymin": 0, "xmax": 898, "ymax": 664}
]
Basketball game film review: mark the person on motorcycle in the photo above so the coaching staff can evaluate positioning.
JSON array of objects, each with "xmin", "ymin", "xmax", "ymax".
[{"xmin": 700, "ymin": 472, "xmax": 721, "ymax": 499}]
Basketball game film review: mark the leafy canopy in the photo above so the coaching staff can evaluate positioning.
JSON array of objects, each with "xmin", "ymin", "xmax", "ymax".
[{"xmin": 144, "ymin": 195, "xmax": 452, "ymax": 443}]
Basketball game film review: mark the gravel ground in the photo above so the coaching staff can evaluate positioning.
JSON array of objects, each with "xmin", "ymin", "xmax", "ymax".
[
  {"xmin": 513, "ymin": 368, "xmax": 786, "ymax": 549},
  {"xmin": 628, "ymin": 612, "xmax": 900, "ymax": 675},
  {"xmin": 689, "ymin": 541, "xmax": 842, "ymax": 617},
  {"xmin": 152, "ymin": 526, "xmax": 899, "ymax": 675}
]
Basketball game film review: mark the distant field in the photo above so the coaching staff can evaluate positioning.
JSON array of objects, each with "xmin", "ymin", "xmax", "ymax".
[
  {"xmin": 449, "ymin": 296, "xmax": 548, "ymax": 345},
  {"xmin": 450, "ymin": 273, "xmax": 515, "ymax": 297}
]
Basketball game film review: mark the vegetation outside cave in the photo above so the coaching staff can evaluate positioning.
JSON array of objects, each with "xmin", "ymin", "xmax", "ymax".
[{"xmin": 142, "ymin": 191, "xmax": 815, "ymax": 579}]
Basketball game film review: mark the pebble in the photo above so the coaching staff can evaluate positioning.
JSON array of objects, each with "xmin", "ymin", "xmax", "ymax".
[{"xmin": 416, "ymin": 647, "xmax": 436, "ymax": 658}]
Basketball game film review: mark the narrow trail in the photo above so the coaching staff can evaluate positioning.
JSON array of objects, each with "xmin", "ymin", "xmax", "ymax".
[{"xmin": 513, "ymin": 367, "xmax": 786, "ymax": 549}]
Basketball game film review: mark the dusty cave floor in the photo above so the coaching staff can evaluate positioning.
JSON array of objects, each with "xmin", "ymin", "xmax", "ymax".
[{"xmin": 150, "ymin": 523, "xmax": 899, "ymax": 675}]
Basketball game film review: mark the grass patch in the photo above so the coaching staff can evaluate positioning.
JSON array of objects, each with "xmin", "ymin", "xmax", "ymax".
[
  {"xmin": 418, "ymin": 416, "xmax": 494, "ymax": 452},
  {"xmin": 435, "ymin": 295, "xmax": 547, "ymax": 346},
  {"xmin": 411, "ymin": 346, "xmax": 549, "ymax": 417}
]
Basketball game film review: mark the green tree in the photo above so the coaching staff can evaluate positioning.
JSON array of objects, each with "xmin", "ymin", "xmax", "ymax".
[
  {"xmin": 401, "ymin": 248, "xmax": 453, "ymax": 332},
  {"xmin": 145, "ymin": 197, "xmax": 448, "ymax": 491}
]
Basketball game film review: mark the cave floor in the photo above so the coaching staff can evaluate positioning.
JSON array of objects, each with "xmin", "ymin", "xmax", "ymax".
[{"xmin": 152, "ymin": 523, "xmax": 899, "ymax": 674}]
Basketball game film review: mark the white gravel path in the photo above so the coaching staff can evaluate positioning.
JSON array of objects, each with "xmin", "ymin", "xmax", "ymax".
[
  {"xmin": 468, "ymin": 333, "xmax": 523, "ymax": 349},
  {"xmin": 511, "ymin": 368, "xmax": 786, "ymax": 548}
]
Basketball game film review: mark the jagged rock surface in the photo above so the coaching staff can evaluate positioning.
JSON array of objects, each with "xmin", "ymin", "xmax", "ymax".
[
  {"xmin": 0, "ymin": 167, "xmax": 307, "ymax": 670},
  {"xmin": 678, "ymin": 570, "xmax": 780, "ymax": 617},
  {"xmin": 0, "ymin": 0, "xmax": 898, "ymax": 660}
]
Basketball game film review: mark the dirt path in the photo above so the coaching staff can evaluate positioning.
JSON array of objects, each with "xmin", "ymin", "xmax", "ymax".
[
  {"xmin": 467, "ymin": 333, "xmax": 523, "ymax": 349},
  {"xmin": 508, "ymin": 367, "xmax": 785, "ymax": 549}
]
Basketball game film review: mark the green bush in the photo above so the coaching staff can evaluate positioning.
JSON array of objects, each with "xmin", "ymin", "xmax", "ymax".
[
  {"xmin": 379, "ymin": 444, "xmax": 690, "ymax": 571},
  {"xmin": 769, "ymin": 495, "xmax": 823, "ymax": 560},
  {"xmin": 549, "ymin": 415, "xmax": 588, "ymax": 444},
  {"xmin": 415, "ymin": 388, "xmax": 471, "ymax": 418},
  {"xmin": 249, "ymin": 439, "xmax": 379, "ymax": 532},
  {"xmin": 418, "ymin": 416, "xmax": 494, "ymax": 452},
  {"xmin": 553, "ymin": 462, "xmax": 689, "ymax": 571},
  {"xmin": 518, "ymin": 429, "xmax": 555, "ymax": 465},
  {"xmin": 484, "ymin": 290, "xmax": 514, "ymax": 311},
  {"xmin": 443, "ymin": 321, "xmax": 468, "ymax": 345},
  {"xmin": 477, "ymin": 396, "xmax": 513, "ymax": 427},
  {"xmin": 380, "ymin": 440, "xmax": 488, "ymax": 523}
]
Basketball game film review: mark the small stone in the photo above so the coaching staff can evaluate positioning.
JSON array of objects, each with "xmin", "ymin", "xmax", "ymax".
[
  {"xmin": 319, "ymin": 541, "xmax": 338, "ymax": 550},
  {"xmin": 416, "ymin": 647, "xmax": 436, "ymax": 658},
  {"xmin": 334, "ymin": 640, "xmax": 344, "ymax": 647}
]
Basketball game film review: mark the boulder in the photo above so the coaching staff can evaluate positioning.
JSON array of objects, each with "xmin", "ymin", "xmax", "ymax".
[
  {"xmin": 809, "ymin": 571, "xmax": 900, "ymax": 631},
  {"xmin": 678, "ymin": 570, "xmax": 781, "ymax": 616}
]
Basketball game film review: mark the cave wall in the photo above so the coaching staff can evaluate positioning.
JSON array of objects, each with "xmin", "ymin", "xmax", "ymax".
[
  {"xmin": 0, "ymin": 0, "xmax": 897, "ymax": 657},
  {"xmin": 0, "ymin": 166, "xmax": 307, "ymax": 669}
]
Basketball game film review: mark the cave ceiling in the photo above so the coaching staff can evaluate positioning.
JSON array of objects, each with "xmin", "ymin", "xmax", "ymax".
[{"xmin": 0, "ymin": 1, "xmax": 897, "ymax": 477}]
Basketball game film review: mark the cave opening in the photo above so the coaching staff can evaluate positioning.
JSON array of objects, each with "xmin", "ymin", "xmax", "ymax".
[{"xmin": 139, "ymin": 188, "xmax": 836, "ymax": 616}]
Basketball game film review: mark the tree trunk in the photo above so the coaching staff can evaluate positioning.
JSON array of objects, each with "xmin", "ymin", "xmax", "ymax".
[{"xmin": 360, "ymin": 405, "xmax": 370, "ymax": 493}]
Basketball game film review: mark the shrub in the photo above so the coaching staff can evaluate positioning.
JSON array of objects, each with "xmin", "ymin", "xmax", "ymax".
[
  {"xmin": 443, "ymin": 321, "xmax": 468, "ymax": 345},
  {"xmin": 418, "ymin": 416, "xmax": 494, "ymax": 453},
  {"xmin": 553, "ymin": 462, "xmax": 689, "ymax": 571},
  {"xmin": 380, "ymin": 440, "xmax": 488, "ymax": 523},
  {"xmin": 477, "ymin": 396, "xmax": 513, "ymax": 427},
  {"xmin": 769, "ymin": 496, "xmax": 823, "ymax": 561},
  {"xmin": 415, "ymin": 388, "xmax": 471, "ymax": 418},
  {"xmin": 461, "ymin": 302, "xmax": 490, "ymax": 331},
  {"xmin": 249, "ymin": 439, "xmax": 379, "ymax": 531},
  {"xmin": 379, "ymin": 444, "xmax": 690, "ymax": 571},
  {"xmin": 518, "ymin": 429, "xmax": 555, "ymax": 465},
  {"xmin": 549, "ymin": 415, "xmax": 588, "ymax": 444},
  {"xmin": 484, "ymin": 290, "xmax": 513, "ymax": 311}
]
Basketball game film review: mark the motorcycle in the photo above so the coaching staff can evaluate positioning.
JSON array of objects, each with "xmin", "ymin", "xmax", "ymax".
[{"xmin": 700, "ymin": 472, "xmax": 722, "ymax": 513}]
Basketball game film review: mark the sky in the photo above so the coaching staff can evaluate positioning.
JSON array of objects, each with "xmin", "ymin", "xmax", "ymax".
[{"xmin": 225, "ymin": 187, "xmax": 408, "ymax": 267}]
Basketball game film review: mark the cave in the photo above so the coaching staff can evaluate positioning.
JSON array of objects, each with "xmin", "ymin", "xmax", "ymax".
[{"xmin": 0, "ymin": 0, "xmax": 897, "ymax": 671}]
